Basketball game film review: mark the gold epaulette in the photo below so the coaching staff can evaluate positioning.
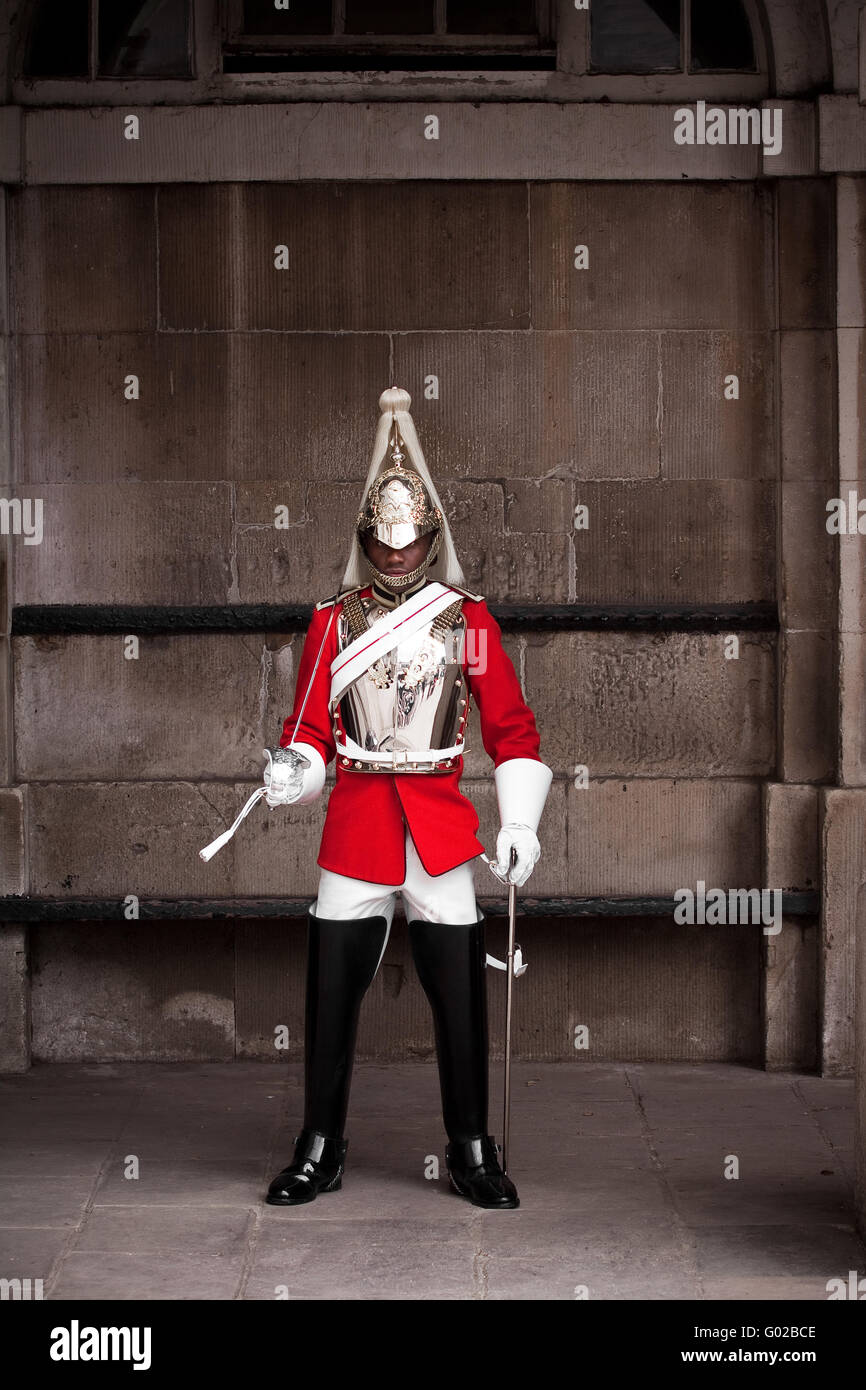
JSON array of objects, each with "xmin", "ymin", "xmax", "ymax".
[{"xmin": 315, "ymin": 584, "xmax": 366, "ymax": 611}]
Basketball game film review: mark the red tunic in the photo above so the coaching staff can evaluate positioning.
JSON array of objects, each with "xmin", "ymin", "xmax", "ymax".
[{"xmin": 280, "ymin": 584, "xmax": 544, "ymax": 884}]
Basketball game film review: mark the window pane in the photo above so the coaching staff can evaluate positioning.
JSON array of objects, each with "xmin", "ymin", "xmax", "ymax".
[
  {"xmin": 691, "ymin": 0, "xmax": 756, "ymax": 71},
  {"xmin": 345, "ymin": 1, "xmax": 434, "ymax": 34},
  {"xmin": 24, "ymin": 0, "xmax": 90, "ymax": 77},
  {"xmin": 98, "ymin": 0, "xmax": 192, "ymax": 77},
  {"xmin": 447, "ymin": 0, "xmax": 537, "ymax": 35},
  {"xmin": 241, "ymin": 0, "xmax": 333, "ymax": 36},
  {"xmin": 591, "ymin": 0, "xmax": 681, "ymax": 73}
]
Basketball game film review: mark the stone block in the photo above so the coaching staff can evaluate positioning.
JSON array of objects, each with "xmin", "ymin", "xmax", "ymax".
[
  {"xmin": 393, "ymin": 330, "xmax": 661, "ymax": 480},
  {"xmin": 0, "ymin": 634, "xmax": 8, "ymax": 785},
  {"xmin": 840, "ymin": 630, "xmax": 866, "ymax": 786},
  {"xmin": 26, "ymin": 781, "xmax": 325, "ymax": 899},
  {"xmin": 780, "ymin": 630, "xmax": 836, "ymax": 784},
  {"xmin": 820, "ymin": 94, "xmax": 866, "ymax": 174},
  {"xmin": 523, "ymin": 631, "xmax": 775, "ymax": 778},
  {"xmin": 570, "ymin": 480, "xmax": 775, "ymax": 604},
  {"xmin": 22, "ymin": 102, "xmax": 771, "ymax": 185},
  {"xmin": 10, "ymin": 187, "xmax": 156, "ymax": 333},
  {"xmin": 233, "ymin": 480, "xmax": 337, "ymax": 603},
  {"xmin": 777, "ymin": 177, "xmax": 836, "ymax": 329},
  {"xmin": 530, "ymin": 183, "xmax": 774, "ymax": 330},
  {"xmin": 0, "ymin": 108, "xmax": 20, "ymax": 188},
  {"xmin": 13, "ymin": 334, "xmax": 233, "ymax": 485},
  {"xmin": 763, "ymin": 2, "xmax": 831, "ymax": 94},
  {"xmin": 820, "ymin": 787, "xmax": 866, "ymax": 1075},
  {"xmin": 835, "ymin": 177, "xmax": 866, "ymax": 330},
  {"xmin": 780, "ymin": 330, "xmax": 837, "ymax": 481},
  {"xmin": 9, "ymin": 334, "xmax": 386, "ymax": 487},
  {"xmin": 661, "ymin": 331, "xmax": 776, "ymax": 480},
  {"xmin": 763, "ymin": 919, "xmax": 818, "ymax": 1072},
  {"xmin": 856, "ymin": 878, "xmax": 866, "ymax": 1235},
  {"xmin": 0, "ymin": 926, "xmax": 30, "ymax": 1073},
  {"xmin": 14, "ymin": 633, "xmax": 296, "ymax": 781},
  {"xmin": 565, "ymin": 778, "xmax": 761, "ymax": 896},
  {"xmin": 780, "ymin": 481, "xmax": 837, "ymax": 630},
  {"xmin": 0, "ymin": 786, "xmax": 24, "ymax": 895},
  {"xmin": 836, "ymin": 328, "xmax": 866, "ymax": 484},
  {"xmin": 234, "ymin": 917, "xmax": 307, "ymax": 1061},
  {"xmin": 12, "ymin": 482, "xmax": 232, "ymax": 605},
  {"xmin": 158, "ymin": 183, "xmax": 530, "ymax": 331},
  {"xmin": 31, "ymin": 921, "xmax": 235, "ymax": 1063},
  {"xmin": 763, "ymin": 783, "xmax": 820, "ymax": 891}
]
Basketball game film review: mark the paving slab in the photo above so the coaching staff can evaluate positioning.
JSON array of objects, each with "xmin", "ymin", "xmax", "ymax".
[
  {"xmin": 245, "ymin": 1218, "xmax": 476, "ymax": 1300},
  {"xmin": 692, "ymin": 1223, "xmax": 866, "ymax": 1279},
  {"xmin": 51, "ymin": 1251, "xmax": 243, "ymax": 1301},
  {"xmin": 0, "ymin": 1227, "xmax": 70, "ymax": 1281},
  {"xmin": 0, "ymin": 1174, "xmax": 98, "ymax": 1229},
  {"xmin": 92, "ymin": 1159, "xmax": 268, "ymax": 1208},
  {"xmin": 72, "ymin": 1205, "xmax": 254, "ymax": 1256},
  {"xmin": 666, "ymin": 1176, "xmax": 855, "ymax": 1228},
  {"xmin": 0, "ymin": 1139, "xmax": 110, "ymax": 1177}
]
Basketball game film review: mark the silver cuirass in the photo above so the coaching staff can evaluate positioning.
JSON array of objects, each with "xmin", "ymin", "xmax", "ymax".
[{"xmin": 333, "ymin": 591, "xmax": 469, "ymax": 773}]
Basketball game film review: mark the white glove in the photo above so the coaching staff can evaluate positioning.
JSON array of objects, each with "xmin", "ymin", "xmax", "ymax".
[
  {"xmin": 495, "ymin": 824, "xmax": 541, "ymax": 887},
  {"xmin": 263, "ymin": 744, "xmax": 326, "ymax": 808},
  {"xmin": 492, "ymin": 758, "xmax": 553, "ymax": 887}
]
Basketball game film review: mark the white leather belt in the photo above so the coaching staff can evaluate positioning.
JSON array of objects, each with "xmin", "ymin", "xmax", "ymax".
[{"xmin": 335, "ymin": 735, "xmax": 465, "ymax": 770}]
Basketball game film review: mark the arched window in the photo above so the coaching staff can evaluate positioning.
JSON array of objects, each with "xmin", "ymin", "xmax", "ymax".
[
  {"xmin": 591, "ymin": 0, "xmax": 757, "ymax": 75},
  {"xmin": 224, "ymin": 0, "xmax": 556, "ymax": 72},
  {"xmin": 23, "ymin": 0, "xmax": 193, "ymax": 79}
]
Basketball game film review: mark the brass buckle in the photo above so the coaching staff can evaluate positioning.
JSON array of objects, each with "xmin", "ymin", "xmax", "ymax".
[{"xmin": 391, "ymin": 749, "xmax": 408, "ymax": 770}]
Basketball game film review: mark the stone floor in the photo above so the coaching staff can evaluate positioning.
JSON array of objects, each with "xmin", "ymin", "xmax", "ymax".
[{"xmin": 0, "ymin": 1061, "xmax": 863, "ymax": 1301}]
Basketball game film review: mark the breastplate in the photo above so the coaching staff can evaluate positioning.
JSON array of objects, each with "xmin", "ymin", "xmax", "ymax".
[{"xmin": 333, "ymin": 591, "xmax": 469, "ymax": 773}]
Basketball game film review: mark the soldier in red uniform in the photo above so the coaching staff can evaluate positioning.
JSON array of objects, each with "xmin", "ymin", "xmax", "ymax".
[{"xmin": 264, "ymin": 387, "xmax": 552, "ymax": 1210}]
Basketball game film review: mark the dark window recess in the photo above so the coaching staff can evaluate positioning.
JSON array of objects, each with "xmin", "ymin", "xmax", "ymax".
[
  {"xmin": 590, "ymin": 0, "xmax": 681, "ymax": 72},
  {"xmin": 223, "ymin": 51, "xmax": 556, "ymax": 71},
  {"xmin": 98, "ymin": 0, "xmax": 193, "ymax": 76},
  {"xmin": 23, "ymin": 0, "xmax": 90, "ymax": 77},
  {"xmin": 691, "ymin": 0, "xmax": 756, "ymax": 71},
  {"xmin": 345, "ymin": 0, "xmax": 435, "ymax": 34},
  {"xmin": 448, "ymin": 0, "xmax": 538, "ymax": 35},
  {"xmin": 242, "ymin": 0, "xmax": 332, "ymax": 35}
]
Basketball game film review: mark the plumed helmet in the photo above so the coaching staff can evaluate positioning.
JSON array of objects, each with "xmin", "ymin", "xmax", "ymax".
[
  {"xmin": 357, "ymin": 417, "xmax": 442, "ymax": 548},
  {"xmin": 340, "ymin": 387, "xmax": 466, "ymax": 590}
]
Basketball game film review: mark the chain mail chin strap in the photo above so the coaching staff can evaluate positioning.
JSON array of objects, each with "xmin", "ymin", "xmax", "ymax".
[{"xmin": 360, "ymin": 527, "xmax": 443, "ymax": 593}]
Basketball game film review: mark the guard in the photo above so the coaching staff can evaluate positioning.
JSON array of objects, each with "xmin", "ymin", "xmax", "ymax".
[{"xmin": 263, "ymin": 386, "xmax": 553, "ymax": 1210}]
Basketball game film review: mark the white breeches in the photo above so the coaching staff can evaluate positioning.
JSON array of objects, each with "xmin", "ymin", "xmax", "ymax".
[{"xmin": 314, "ymin": 827, "xmax": 480, "ymax": 949}]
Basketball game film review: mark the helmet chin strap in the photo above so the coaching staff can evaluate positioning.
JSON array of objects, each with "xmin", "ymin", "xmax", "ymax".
[{"xmin": 360, "ymin": 528, "xmax": 442, "ymax": 593}]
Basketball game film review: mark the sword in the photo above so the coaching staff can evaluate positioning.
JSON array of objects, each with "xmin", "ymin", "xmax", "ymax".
[
  {"xmin": 479, "ymin": 844, "xmax": 526, "ymax": 1171},
  {"xmin": 502, "ymin": 845, "xmax": 518, "ymax": 1176}
]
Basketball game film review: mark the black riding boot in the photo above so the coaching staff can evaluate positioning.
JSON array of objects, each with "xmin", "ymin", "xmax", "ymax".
[
  {"xmin": 408, "ymin": 915, "xmax": 519, "ymax": 1210},
  {"xmin": 266, "ymin": 911, "xmax": 389, "ymax": 1206}
]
